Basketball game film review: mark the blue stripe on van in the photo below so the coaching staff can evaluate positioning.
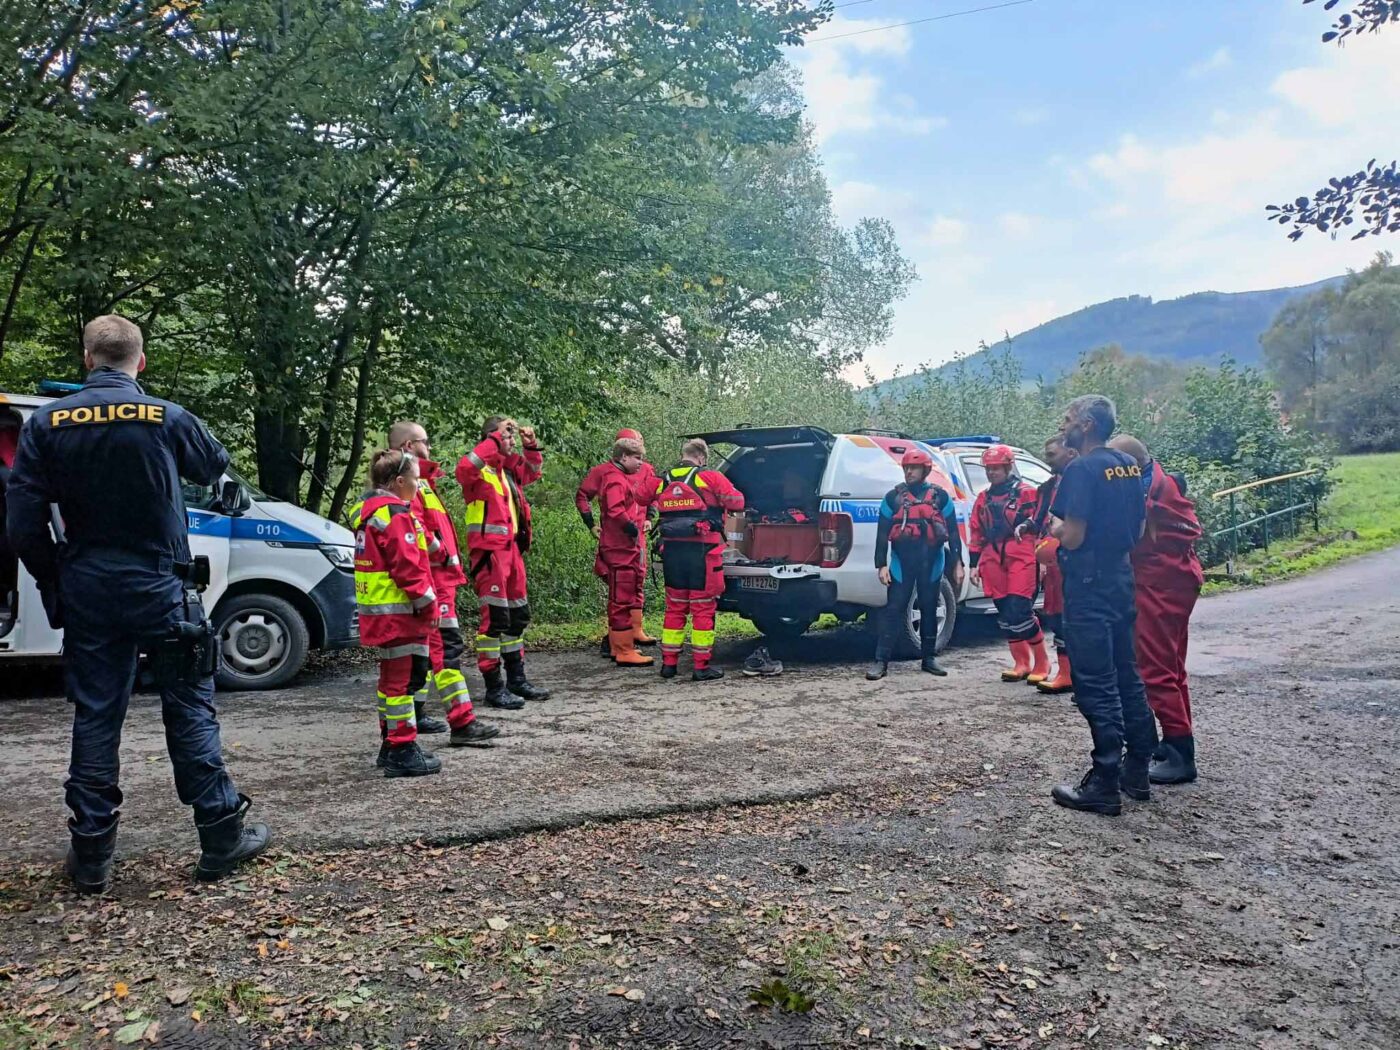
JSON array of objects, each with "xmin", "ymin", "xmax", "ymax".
[{"xmin": 186, "ymin": 510, "xmax": 321, "ymax": 546}]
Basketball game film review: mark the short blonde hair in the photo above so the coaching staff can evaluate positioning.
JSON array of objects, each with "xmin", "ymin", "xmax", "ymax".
[
  {"xmin": 83, "ymin": 315, "xmax": 143, "ymax": 368},
  {"xmin": 682, "ymin": 438, "xmax": 709, "ymax": 461}
]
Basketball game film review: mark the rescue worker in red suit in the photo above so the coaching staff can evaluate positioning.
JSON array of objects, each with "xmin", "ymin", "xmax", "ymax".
[
  {"xmin": 576, "ymin": 428, "xmax": 659, "ymax": 656},
  {"xmin": 389, "ymin": 421, "xmax": 500, "ymax": 748},
  {"xmin": 589, "ymin": 437, "xmax": 655, "ymax": 666},
  {"xmin": 351, "ymin": 450, "xmax": 443, "ymax": 778},
  {"xmin": 642, "ymin": 438, "xmax": 744, "ymax": 682},
  {"xmin": 1021, "ymin": 435, "xmax": 1077, "ymax": 694},
  {"xmin": 969, "ymin": 444, "xmax": 1050, "ymax": 683},
  {"xmin": 456, "ymin": 416, "xmax": 551, "ymax": 709},
  {"xmin": 1109, "ymin": 434, "xmax": 1204, "ymax": 785}
]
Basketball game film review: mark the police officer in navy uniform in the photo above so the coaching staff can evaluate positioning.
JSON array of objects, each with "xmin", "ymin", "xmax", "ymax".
[
  {"xmin": 1047, "ymin": 394, "xmax": 1156, "ymax": 815},
  {"xmin": 6, "ymin": 315, "xmax": 271, "ymax": 892}
]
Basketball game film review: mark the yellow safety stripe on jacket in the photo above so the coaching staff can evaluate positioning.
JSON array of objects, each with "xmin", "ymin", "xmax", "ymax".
[
  {"xmin": 352, "ymin": 502, "xmax": 430, "ymax": 615},
  {"xmin": 464, "ymin": 467, "xmax": 516, "ymax": 537}
]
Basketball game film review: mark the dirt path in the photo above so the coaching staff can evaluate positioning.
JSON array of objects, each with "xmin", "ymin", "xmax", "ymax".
[{"xmin": 1, "ymin": 549, "xmax": 1398, "ymax": 1048}]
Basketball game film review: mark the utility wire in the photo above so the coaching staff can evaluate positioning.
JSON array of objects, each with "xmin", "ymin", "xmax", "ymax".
[{"xmin": 807, "ymin": 0, "xmax": 1035, "ymax": 43}]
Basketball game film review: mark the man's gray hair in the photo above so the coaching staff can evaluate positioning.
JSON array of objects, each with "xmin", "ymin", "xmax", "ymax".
[
  {"xmin": 1065, "ymin": 394, "xmax": 1117, "ymax": 441},
  {"xmin": 83, "ymin": 314, "xmax": 143, "ymax": 368}
]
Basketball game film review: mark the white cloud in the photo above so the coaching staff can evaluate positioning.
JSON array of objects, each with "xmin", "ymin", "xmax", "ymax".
[
  {"xmin": 990, "ymin": 299, "xmax": 1061, "ymax": 340},
  {"xmin": 1187, "ymin": 46, "xmax": 1232, "ymax": 78},
  {"xmin": 1087, "ymin": 134, "xmax": 1154, "ymax": 179},
  {"xmin": 1270, "ymin": 31, "xmax": 1400, "ymax": 128},
  {"xmin": 794, "ymin": 18, "xmax": 942, "ymax": 144},
  {"xmin": 924, "ymin": 215, "xmax": 970, "ymax": 247}
]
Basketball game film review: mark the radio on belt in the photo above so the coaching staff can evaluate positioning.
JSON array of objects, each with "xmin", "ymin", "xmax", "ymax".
[{"xmin": 147, "ymin": 555, "xmax": 217, "ymax": 686}]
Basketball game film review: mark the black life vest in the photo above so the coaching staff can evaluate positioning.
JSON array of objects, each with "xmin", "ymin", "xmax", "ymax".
[{"xmin": 888, "ymin": 483, "xmax": 950, "ymax": 547}]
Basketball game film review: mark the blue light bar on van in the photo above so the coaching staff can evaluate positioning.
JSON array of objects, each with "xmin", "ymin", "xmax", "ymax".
[
  {"xmin": 38, "ymin": 380, "xmax": 83, "ymax": 395},
  {"xmin": 921, "ymin": 434, "xmax": 1001, "ymax": 447}
]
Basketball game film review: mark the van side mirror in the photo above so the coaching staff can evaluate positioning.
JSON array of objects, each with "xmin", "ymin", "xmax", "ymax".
[{"xmin": 219, "ymin": 479, "xmax": 249, "ymax": 517}]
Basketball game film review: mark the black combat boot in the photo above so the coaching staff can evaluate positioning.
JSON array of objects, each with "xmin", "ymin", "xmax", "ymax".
[
  {"xmin": 1121, "ymin": 752, "xmax": 1152, "ymax": 802},
  {"xmin": 504, "ymin": 653, "xmax": 551, "ymax": 702},
  {"xmin": 1150, "ymin": 735, "xmax": 1198, "ymax": 785},
  {"xmin": 692, "ymin": 666, "xmax": 724, "ymax": 682},
  {"xmin": 66, "ymin": 825, "xmax": 118, "ymax": 895},
  {"xmin": 865, "ymin": 658, "xmax": 889, "ymax": 681},
  {"xmin": 660, "ymin": 663, "xmax": 678, "ymax": 679},
  {"xmin": 414, "ymin": 700, "xmax": 448, "ymax": 735},
  {"xmin": 920, "ymin": 654, "xmax": 947, "ymax": 677},
  {"xmin": 194, "ymin": 795, "xmax": 272, "ymax": 881},
  {"xmin": 383, "ymin": 740, "xmax": 443, "ymax": 778},
  {"xmin": 450, "ymin": 719, "xmax": 501, "ymax": 748},
  {"xmin": 1051, "ymin": 769, "xmax": 1122, "ymax": 817},
  {"xmin": 483, "ymin": 668, "xmax": 523, "ymax": 710}
]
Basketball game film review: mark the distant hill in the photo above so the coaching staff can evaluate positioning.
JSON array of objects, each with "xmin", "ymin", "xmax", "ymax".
[{"xmin": 871, "ymin": 275, "xmax": 1344, "ymax": 395}]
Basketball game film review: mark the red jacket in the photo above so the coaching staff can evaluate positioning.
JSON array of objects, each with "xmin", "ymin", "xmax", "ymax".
[
  {"xmin": 455, "ymin": 433, "xmax": 543, "ymax": 553},
  {"xmin": 593, "ymin": 462, "xmax": 645, "ymax": 572},
  {"xmin": 412, "ymin": 458, "xmax": 466, "ymax": 587},
  {"xmin": 351, "ymin": 491, "xmax": 436, "ymax": 646},
  {"xmin": 970, "ymin": 479, "xmax": 1040, "ymax": 600},
  {"xmin": 1133, "ymin": 462, "xmax": 1205, "ymax": 592},
  {"xmin": 577, "ymin": 460, "xmax": 657, "ymax": 527},
  {"xmin": 1033, "ymin": 475, "xmax": 1064, "ymax": 615}
]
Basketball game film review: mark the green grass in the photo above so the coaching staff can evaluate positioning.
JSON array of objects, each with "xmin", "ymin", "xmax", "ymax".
[
  {"xmin": 1202, "ymin": 452, "xmax": 1400, "ymax": 594},
  {"xmin": 525, "ymin": 610, "xmax": 762, "ymax": 650}
]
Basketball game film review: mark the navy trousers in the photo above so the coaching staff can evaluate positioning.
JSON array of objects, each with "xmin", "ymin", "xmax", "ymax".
[
  {"xmin": 1060, "ymin": 555, "xmax": 1157, "ymax": 782},
  {"xmin": 59, "ymin": 553, "xmax": 238, "ymax": 836}
]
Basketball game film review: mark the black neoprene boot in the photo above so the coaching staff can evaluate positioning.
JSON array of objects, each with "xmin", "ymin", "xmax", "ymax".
[
  {"xmin": 1121, "ymin": 753, "xmax": 1152, "ymax": 802},
  {"xmin": 660, "ymin": 663, "xmax": 678, "ymax": 679},
  {"xmin": 865, "ymin": 659, "xmax": 888, "ymax": 681},
  {"xmin": 194, "ymin": 795, "xmax": 272, "ymax": 881},
  {"xmin": 450, "ymin": 720, "xmax": 501, "ymax": 748},
  {"xmin": 920, "ymin": 654, "xmax": 947, "ymax": 676},
  {"xmin": 505, "ymin": 654, "xmax": 551, "ymax": 702},
  {"xmin": 66, "ymin": 825, "xmax": 118, "ymax": 895},
  {"xmin": 483, "ymin": 668, "xmax": 523, "ymax": 710},
  {"xmin": 414, "ymin": 700, "xmax": 448, "ymax": 734},
  {"xmin": 1150, "ymin": 735, "xmax": 1198, "ymax": 784},
  {"xmin": 383, "ymin": 740, "xmax": 443, "ymax": 778},
  {"xmin": 1051, "ymin": 769, "xmax": 1122, "ymax": 817},
  {"xmin": 692, "ymin": 666, "xmax": 724, "ymax": 682}
]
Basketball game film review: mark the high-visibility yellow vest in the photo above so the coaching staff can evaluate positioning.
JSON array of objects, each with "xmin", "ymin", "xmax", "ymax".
[
  {"xmin": 463, "ymin": 466, "xmax": 518, "ymax": 538},
  {"xmin": 350, "ymin": 498, "xmax": 428, "ymax": 616}
]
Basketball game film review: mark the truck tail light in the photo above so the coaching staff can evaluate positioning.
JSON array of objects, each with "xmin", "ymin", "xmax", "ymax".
[{"xmin": 819, "ymin": 511, "xmax": 853, "ymax": 568}]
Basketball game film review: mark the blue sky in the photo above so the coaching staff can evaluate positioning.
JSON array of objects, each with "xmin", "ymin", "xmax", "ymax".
[{"xmin": 788, "ymin": 0, "xmax": 1400, "ymax": 378}]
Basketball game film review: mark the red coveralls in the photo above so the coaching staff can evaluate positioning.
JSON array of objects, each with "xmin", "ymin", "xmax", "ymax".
[
  {"xmin": 592, "ymin": 462, "xmax": 646, "ymax": 632},
  {"xmin": 577, "ymin": 459, "xmax": 658, "ymax": 635},
  {"xmin": 410, "ymin": 458, "xmax": 477, "ymax": 730},
  {"xmin": 970, "ymin": 478, "xmax": 1048, "ymax": 680},
  {"xmin": 1131, "ymin": 463, "xmax": 1204, "ymax": 740},
  {"xmin": 644, "ymin": 463, "xmax": 744, "ymax": 671},
  {"xmin": 455, "ymin": 433, "xmax": 542, "ymax": 676},
  {"xmin": 352, "ymin": 492, "xmax": 437, "ymax": 745}
]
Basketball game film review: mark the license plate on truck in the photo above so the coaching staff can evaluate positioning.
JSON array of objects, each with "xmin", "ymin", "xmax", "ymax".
[{"xmin": 739, "ymin": 576, "xmax": 780, "ymax": 591}]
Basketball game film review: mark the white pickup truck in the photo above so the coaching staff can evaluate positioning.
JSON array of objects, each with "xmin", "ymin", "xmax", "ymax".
[
  {"xmin": 693, "ymin": 427, "xmax": 1050, "ymax": 655},
  {"xmin": 1, "ymin": 387, "xmax": 358, "ymax": 690}
]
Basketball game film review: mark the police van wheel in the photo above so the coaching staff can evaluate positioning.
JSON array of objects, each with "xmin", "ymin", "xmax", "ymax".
[
  {"xmin": 213, "ymin": 594, "xmax": 310, "ymax": 692},
  {"xmin": 899, "ymin": 577, "xmax": 957, "ymax": 659}
]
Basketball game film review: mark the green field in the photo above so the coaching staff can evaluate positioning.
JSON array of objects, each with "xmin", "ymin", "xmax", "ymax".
[{"xmin": 1202, "ymin": 451, "xmax": 1400, "ymax": 592}]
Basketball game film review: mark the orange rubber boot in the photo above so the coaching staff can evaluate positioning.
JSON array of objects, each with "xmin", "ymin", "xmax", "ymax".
[
  {"xmin": 631, "ymin": 609, "xmax": 658, "ymax": 647},
  {"xmin": 610, "ymin": 629, "xmax": 655, "ymax": 666},
  {"xmin": 1037, "ymin": 651, "xmax": 1073, "ymax": 693},
  {"xmin": 1001, "ymin": 640, "xmax": 1032, "ymax": 681},
  {"xmin": 1026, "ymin": 635, "xmax": 1051, "ymax": 685}
]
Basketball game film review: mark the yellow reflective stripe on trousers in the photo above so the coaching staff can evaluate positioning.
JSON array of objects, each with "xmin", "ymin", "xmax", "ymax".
[
  {"xmin": 475, "ymin": 635, "xmax": 501, "ymax": 655},
  {"xmin": 691, "ymin": 629, "xmax": 716, "ymax": 648},
  {"xmin": 499, "ymin": 635, "xmax": 523, "ymax": 654},
  {"xmin": 383, "ymin": 694, "xmax": 416, "ymax": 722},
  {"xmin": 661, "ymin": 627, "xmax": 686, "ymax": 646}
]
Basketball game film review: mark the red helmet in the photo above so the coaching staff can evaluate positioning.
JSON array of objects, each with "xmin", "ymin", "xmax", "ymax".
[
  {"xmin": 901, "ymin": 448, "xmax": 933, "ymax": 469},
  {"xmin": 616, "ymin": 428, "xmax": 642, "ymax": 441},
  {"xmin": 981, "ymin": 444, "xmax": 1015, "ymax": 468}
]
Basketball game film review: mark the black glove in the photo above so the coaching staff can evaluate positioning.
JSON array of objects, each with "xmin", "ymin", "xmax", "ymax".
[
  {"xmin": 579, "ymin": 509, "xmax": 596, "ymax": 530},
  {"xmin": 39, "ymin": 584, "xmax": 63, "ymax": 630},
  {"xmin": 622, "ymin": 520, "xmax": 639, "ymax": 541}
]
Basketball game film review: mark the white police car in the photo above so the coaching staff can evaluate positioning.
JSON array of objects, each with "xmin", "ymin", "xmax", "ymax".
[
  {"xmin": 0, "ymin": 386, "xmax": 357, "ymax": 690},
  {"xmin": 694, "ymin": 427, "xmax": 1049, "ymax": 655}
]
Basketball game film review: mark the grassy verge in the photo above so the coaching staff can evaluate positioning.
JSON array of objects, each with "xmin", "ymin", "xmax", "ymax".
[{"xmin": 1202, "ymin": 451, "xmax": 1400, "ymax": 594}]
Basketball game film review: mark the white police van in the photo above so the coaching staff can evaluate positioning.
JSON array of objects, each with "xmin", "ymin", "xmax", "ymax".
[
  {"xmin": 0, "ymin": 387, "xmax": 357, "ymax": 690},
  {"xmin": 695, "ymin": 427, "xmax": 1049, "ymax": 656}
]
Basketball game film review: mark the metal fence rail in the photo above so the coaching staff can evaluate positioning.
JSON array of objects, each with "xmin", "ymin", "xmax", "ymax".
[{"xmin": 1209, "ymin": 468, "xmax": 1323, "ymax": 574}]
